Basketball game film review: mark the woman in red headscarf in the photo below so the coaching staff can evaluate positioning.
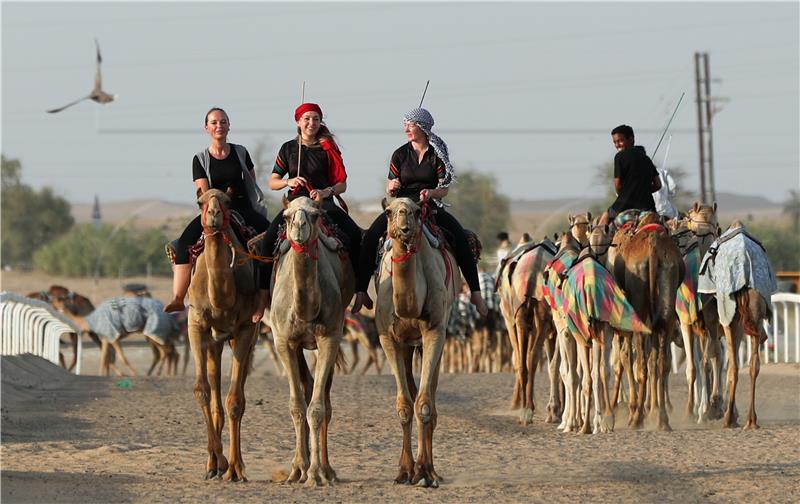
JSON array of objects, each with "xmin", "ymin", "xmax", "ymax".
[{"xmin": 251, "ymin": 103, "xmax": 362, "ymax": 322}]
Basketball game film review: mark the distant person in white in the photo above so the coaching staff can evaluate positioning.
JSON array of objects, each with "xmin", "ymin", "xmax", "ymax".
[{"xmin": 653, "ymin": 168, "xmax": 678, "ymax": 219}]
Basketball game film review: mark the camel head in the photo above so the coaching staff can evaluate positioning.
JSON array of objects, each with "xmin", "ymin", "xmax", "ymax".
[
  {"xmin": 198, "ymin": 189, "xmax": 231, "ymax": 232},
  {"xmin": 687, "ymin": 201, "xmax": 719, "ymax": 237},
  {"xmin": 568, "ymin": 212, "xmax": 592, "ymax": 246},
  {"xmin": 284, "ymin": 197, "xmax": 322, "ymax": 246},
  {"xmin": 588, "ymin": 222, "xmax": 614, "ymax": 258},
  {"xmin": 556, "ymin": 231, "xmax": 581, "ymax": 254},
  {"xmin": 666, "ymin": 216, "xmax": 696, "ymax": 253},
  {"xmin": 384, "ymin": 197, "xmax": 422, "ymax": 245}
]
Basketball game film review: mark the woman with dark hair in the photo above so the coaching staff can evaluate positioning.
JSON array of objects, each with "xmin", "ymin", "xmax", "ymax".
[
  {"xmin": 165, "ymin": 107, "xmax": 269, "ymax": 313},
  {"xmin": 250, "ymin": 103, "xmax": 362, "ymax": 322},
  {"xmin": 351, "ymin": 107, "xmax": 488, "ymax": 317}
]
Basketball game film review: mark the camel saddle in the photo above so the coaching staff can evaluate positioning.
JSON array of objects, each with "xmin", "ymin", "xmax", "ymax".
[
  {"xmin": 248, "ymin": 213, "xmax": 348, "ymax": 262},
  {"xmin": 494, "ymin": 238, "xmax": 557, "ymax": 291},
  {"xmin": 164, "ymin": 210, "xmax": 258, "ymax": 266}
]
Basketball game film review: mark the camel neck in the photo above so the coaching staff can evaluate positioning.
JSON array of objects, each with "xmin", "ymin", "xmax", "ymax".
[
  {"xmin": 204, "ymin": 232, "xmax": 236, "ymax": 310},
  {"xmin": 289, "ymin": 245, "xmax": 321, "ymax": 321},
  {"xmin": 391, "ymin": 236, "xmax": 423, "ymax": 318}
]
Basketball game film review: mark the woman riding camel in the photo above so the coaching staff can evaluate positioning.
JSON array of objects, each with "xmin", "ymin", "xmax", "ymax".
[
  {"xmin": 351, "ymin": 107, "xmax": 488, "ymax": 317},
  {"xmin": 251, "ymin": 102, "xmax": 362, "ymax": 322},
  {"xmin": 165, "ymin": 107, "xmax": 269, "ymax": 313}
]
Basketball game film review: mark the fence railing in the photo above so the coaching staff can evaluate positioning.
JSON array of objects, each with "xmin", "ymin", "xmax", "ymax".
[
  {"xmin": 0, "ymin": 291, "xmax": 83, "ymax": 373},
  {"xmin": 764, "ymin": 292, "xmax": 800, "ymax": 364}
]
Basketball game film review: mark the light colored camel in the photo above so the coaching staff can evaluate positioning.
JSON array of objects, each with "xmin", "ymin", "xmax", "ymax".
[
  {"xmin": 497, "ymin": 238, "xmax": 558, "ymax": 425},
  {"xmin": 270, "ymin": 196, "xmax": 354, "ymax": 486},
  {"xmin": 686, "ymin": 202, "xmax": 725, "ymax": 421},
  {"xmin": 614, "ymin": 212, "xmax": 684, "ymax": 431},
  {"xmin": 344, "ymin": 312, "xmax": 384, "ymax": 375},
  {"xmin": 376, "ymin": 197, "xmax": 459, "ymax": 488},
  {"xmin": 186, "ymin": 189, "xmax": 259, "ymax": 481},
  {"xmin": 568, "ymin": 213, "xmax": 592, "ymax": 246}
]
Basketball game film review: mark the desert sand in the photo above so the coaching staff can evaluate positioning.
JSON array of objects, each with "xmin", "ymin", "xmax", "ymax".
[{"xmin": 2, "ymin": 350, "xmax": 799, "ymax": 503}]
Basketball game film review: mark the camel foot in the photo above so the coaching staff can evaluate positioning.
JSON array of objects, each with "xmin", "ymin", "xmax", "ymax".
[
  {"xmin": 709, "ymin": 396, "xmax": 724, "ymax": 420},
  {"xmin": 598, "ymin": 414, "xmax": 615, "ymax": 433},
  {"xmin": 744, "ymin": 419, "xmax": 760, "ymax": 430},
  {"xmin": 394, "ymin": 466, "xmax": 414, "ymax": 485},
  {"xmin": 519, "ymin": 408, "xmax": 534, "ymax": 426},
  {"xmin": 224, "ymin": 463, "xmax": 247, "ymax": 483},
  {"xmin": 545, "ymin": 404, "xmax": 561, "ymax": 424},
  {"xmin": 284, "ymin": 464, "xmax": 307, "ymax": 484},
  {"xmin": 204, "ymin": 469, "xmax": 225, "ymax": 480},
  {"xmin": 411, "ymin": 466, "xmax": 440, "ymax": 489}
]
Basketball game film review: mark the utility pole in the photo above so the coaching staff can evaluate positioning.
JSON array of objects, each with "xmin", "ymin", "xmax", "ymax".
[
  {"xmin": 703, "ymin": 53, "xmax": 717, "ymax": 204},
  {"xmin": 694, "ymin": 52, "xmax": 707, "ymax": 203}
]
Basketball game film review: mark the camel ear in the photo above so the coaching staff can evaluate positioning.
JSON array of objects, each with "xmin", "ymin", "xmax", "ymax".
[
  {"xmin": 712, "ymin": 201, "xmax": 717, "ymax": 212},
  {"xmin": 693, "ymin": 201, "xmax": 700, "ymax": 213},
  {"xmin": 587, "ymin": 212, "xmax": 592, "ymax": 223},
  {"xmin": 282, "ymin": 195, "xmax": 290, "ymax": 209},
  {"xmin": 381, "ymin": 196, "xmax": 394, "ymax": 211},
  {"xmin": 568, "ymin": 214, "xmax": 574, "ymax": 225},
  {"xmin": 604, "ymin": 224, "xmax": 610, "ymax": 234}
]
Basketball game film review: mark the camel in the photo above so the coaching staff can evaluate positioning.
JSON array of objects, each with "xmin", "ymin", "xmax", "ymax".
[
  {"xmin": 497, "ymin": 236, "xmax": 558, "ymax": 425},
  {"xmin": 568, "ymin": 213, "xmax": 592, "ymax": 246},
  {"xmin": 697, "ymin": 220, "xmax": 777, "ymax": 429},
  {"xmin": 27, "ymin": 286, "xmax": 105, "ymax": 372},
  {"xmin": 344, "ymin": 312, "xmax": 384, "ymax": 375},
  {"xmin": 613, "ymin": 211, "xmax": 684, "ymax": 431},
  {"xmin": 270, "ymin": 196, "xmax": 354, "ymax": 486},
  {"xmin": 186, "ymin": 189, "xmax": 259, "ymax": 481},
  {"xmin": 375, "ymin": 197, "xmax": 459, "ymax": 488}
]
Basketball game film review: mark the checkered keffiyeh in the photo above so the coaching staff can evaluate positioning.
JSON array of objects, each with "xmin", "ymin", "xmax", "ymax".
[
  {"xmin": 403, "ymin": 108, "xmax": 455, "ymax": 190},
  {"xmin": 447, "ymin": 292, "xmax": 477, "ymax": 342},
  {"xmin": 479, "ymin": 271, "xmax": 500, "ymax": 312}
]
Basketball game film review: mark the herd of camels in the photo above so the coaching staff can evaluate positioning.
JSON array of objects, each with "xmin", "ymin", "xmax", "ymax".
[{"xmin": 30, "ymin": 189, "xmax": 776, "ymax": 487}]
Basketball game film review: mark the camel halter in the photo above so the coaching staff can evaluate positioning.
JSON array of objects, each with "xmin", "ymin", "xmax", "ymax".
[
  {"xmin": 687, "ymin": 215, "xmax": 718, "ymax": 238},
  {"xmin": 289, "ymin": 235, "xmax": 319, "ymax": 261},
  {"xmin": 201, "ymin": 197, "xmax": 237, "ymax": 268}
]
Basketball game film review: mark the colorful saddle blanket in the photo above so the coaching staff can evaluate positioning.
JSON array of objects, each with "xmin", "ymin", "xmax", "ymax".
[
  {"xmin": 675, "ymin": 243, "xmax": 702, "ymax": 326},
  {"xmin": 697, "ymin": 226, "xmax": 777, "ymax": 327},
  {"xmin": 85, "ymin": 296, "xmax": 179, "ymax": 344},
  {"xmin": 559, "ymin": 255, "xmax": 650, "ymax": 340}
]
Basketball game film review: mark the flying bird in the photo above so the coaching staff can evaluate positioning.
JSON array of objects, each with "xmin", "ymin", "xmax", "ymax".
[{"xmin": 47, "ymin": 39, "xmax": 117, "ymax": 114}]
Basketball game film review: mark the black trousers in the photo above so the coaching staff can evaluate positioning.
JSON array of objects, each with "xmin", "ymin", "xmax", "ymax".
[
  {"xmin": 257, "ymin": 203, "xmax": 362, "ymax": 289},
  {"xmin": 174, "ymin": 206, "xmax": 269, "ymax": 264},
  {"xmin": 356, "ymin": 208, "xmax": 480, "ymax": 293}
]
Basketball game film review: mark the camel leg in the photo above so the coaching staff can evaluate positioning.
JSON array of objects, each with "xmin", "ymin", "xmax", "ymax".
[
  {"xmin": 205, "ymin": 341, "xmax": 227, "ymax": 475},
  {"xmin": 609, "ymin": 331, "xmax": 623, "ymax": 410},
  {"xmin": 188, "ymin": 328, "xmax": 227, "ymax": 479},
  {"xmin": 577, "ymin": 339, "xmax": 592, "ymax": 435},
  {"xmin": 67, "ymin": 333, "xmax": 78, "ymax": 372},
  {"xmin": 348, "ymin": 337, "xmax": 359, "ymax": 374},
  {"xmin": 696, "ymin": 330, "xmax": 711, "ymax": 422},
  {"xmin": 556, "ymin": 328, "xmax": 570, "ymax": 431},
  {"xmin": 680, "ymin": 323, "xmax": 697, "ymax": 419},
  {"xmin": 146, "ymin": 339, "xmax": 160, "ymax": 376},
  {"xmin": 275, "ymin": 339, "xmax": 311, "ymax": 484},
  {"xmin": 411, "ymin": 327, "xmax": 446, "ymax": 488},
  {"xmin": 545, "ymin": 332, "xmax": 561, "ymax": 423},
  {"xmin": 708, "ymin": 332, "xmax": 724, "ymax": 420},
  {"xmin": 744, "ymin": 331, "xmax": 761, "ymax": 430},
  {"xmin": 320, "ymin": 357, "xmax": 338, "ymax": 482},
  {"xmin": 631, "ymin": 333, "xmax": 647, "ymax": 429},
  {"xmin": 722, "ymin": 324, "xmax": 742, "ymax": 428},
  {"xmin": 558, "ymin": 328, "xmax": 578, "ymax": 432},
  {"xmin": 512, "ymin": 308, "xmax": 529, "ymax": 415},
  {"xmin": 502, "ymin": 305, "xmax": 522, "ymax": 410},
  {"xmin": 182, "ymin": 334, "xmax": 191, "ymax": 376},
  {"xmin": 305, "ymin": 335, "xmax": 340, "ymax": 487},
  {"xmin": 111, "ymin": 339, "xmax": 137, "ymax": 376},
  {"xmin": 223, "ymin": 328, "xmax": 257, "ymax": 482},
  {"xmin": 596, "ymin": 328, "xmax": 614, "ymax": 432},
  {"xmin": 646, "ymin": 334, "xmax": 660, "ymax": 428},
  {"xmin": 519, "ymin": 309, "xmax": 535, "ymax": 425},
  {"xmin": 99, "ymin": 340, "xmax": 112, "ymax": 376},
  {"xmin": 379, "ymin": 335, "xmax": 415, "ymax": 484},
  {"xmin": 656, "ymin": 330, "xmax": 672, "ymax": 431}
]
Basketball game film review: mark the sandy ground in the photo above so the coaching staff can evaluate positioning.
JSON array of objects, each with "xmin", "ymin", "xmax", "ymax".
[{"xmin": 2, "ymin": 347, "xmax": 799, "ymax": 504}]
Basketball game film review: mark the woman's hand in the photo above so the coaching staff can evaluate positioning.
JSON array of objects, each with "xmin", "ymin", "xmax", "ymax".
[
  {"xmin": 386, "ymin": 179, "xmax": 401, "ymax": 195},
  {"xmin": 286, "ymin": 176, "xmax": 308, "ymax": 190},
  {"xmin": 309, "ymin": 187, "xmax": 332, "ymax": 201},
  {"xmin": 419, "ymin": 189, "xmax": 431, "ymax": 202}
]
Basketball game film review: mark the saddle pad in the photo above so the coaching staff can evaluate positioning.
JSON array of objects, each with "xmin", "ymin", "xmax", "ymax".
[
  {"xmin": 512, "ymin": 245, "xmax": 556, "ymax": 302},
  {"xmin": 675, "ymin": 246, "xmax": 701, "ymax": 326},
  {"xmin": 560, "ymin": 257, "xmax": 650, "ymax": 340},
  {"xmin": 698, "ymin": 226, "xmax": 777, "ymax": 327},
  {"xmin": 86, "ymin": 296, "xmax": 179, "ymax": 344}
]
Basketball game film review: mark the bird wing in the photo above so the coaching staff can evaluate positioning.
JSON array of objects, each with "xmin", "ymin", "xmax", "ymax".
[
  {"xmin": 46, "ymin": 95, "xmax": 91, "ymax": 113},
  {"xmin": 93, "ymin": 38, "xmax": 103, "ymax": 91}
]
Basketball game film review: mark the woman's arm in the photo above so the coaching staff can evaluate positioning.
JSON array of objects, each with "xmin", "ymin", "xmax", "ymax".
[
  {"xmin": 269, "ymin": 172, "xmax": 308, "ymax": 191},
  {"xmin": 195, "ymin": 178, "xmax": 209, "ymax": 197},
  {"xmin": 419, "ymin": 185, "xmax": 449, "ymax": 202}
]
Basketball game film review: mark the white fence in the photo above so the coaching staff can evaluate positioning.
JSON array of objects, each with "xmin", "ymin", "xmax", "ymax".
[
  {"xmin": 0, "ymin": 291, "xmax": 83, "ymax": 373},
  {"xmin": 763, "ymin": 292, "xmax": 800, "ymax": 364}
]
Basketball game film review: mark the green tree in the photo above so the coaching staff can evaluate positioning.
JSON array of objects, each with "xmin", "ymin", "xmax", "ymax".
[
  {"xmin": 783, "ymin": 189, "xmax": 800, "ymax": 233},
  {"xmin": 444, "ymin": 170, "xmax": 510, "ymax": 258},
  {"xmin": 2, "ymin": 155, "xmax": 75, "ymax": 267},
  {"xmin": 745, "ymin": 223, "xmax": 800, "ymax": 271},
  {"xmin": 33, "ymin": 224, "xmax": 172, "ymax": 277}
]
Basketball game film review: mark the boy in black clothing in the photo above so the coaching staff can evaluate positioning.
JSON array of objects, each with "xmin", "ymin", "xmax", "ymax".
[{"xmin": 599, "ymin": 124, "xmax": 662, "ymax": 224}]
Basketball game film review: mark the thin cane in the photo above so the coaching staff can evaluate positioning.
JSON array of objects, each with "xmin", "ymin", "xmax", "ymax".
[
  {"xmin": 653, "ymin": 91, "xmax": 684, "ymax": 158},
  {"xmin": 419, "ymin": 80, "xmax": 430, "ymax": 108},
  {"xmin": 296, "ymin": 81, "xmax": 305, "ymax": 192}
]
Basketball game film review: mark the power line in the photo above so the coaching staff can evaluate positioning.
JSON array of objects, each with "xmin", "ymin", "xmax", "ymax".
[{"xmin": 97, "ymin": 127, "xmax": 696, "ymax": 136}]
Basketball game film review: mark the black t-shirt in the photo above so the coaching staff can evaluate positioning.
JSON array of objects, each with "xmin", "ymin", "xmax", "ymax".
[
  {"xmin": 612, "ymin": 145, "xmax": 658, "ymax": 212},
  {"xmin": 273, "ymin": 139, "xmax": 332, "ymax": 200},
  {"xmin": 192, "ymin": 147, "xmax": 254, "ymax": 210},
  {"xmin": 389, "ymin": 142, "xmax": 446, "ymax": 201}
]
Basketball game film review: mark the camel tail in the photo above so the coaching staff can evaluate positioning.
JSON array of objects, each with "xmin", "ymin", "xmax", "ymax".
[
  {"xmin": 649, "ymin": 234, "xmax": 660, "ymax": 331},
  {"xmin": 735, "ymin": 289, "xmax": 761, "ymax": 337}
]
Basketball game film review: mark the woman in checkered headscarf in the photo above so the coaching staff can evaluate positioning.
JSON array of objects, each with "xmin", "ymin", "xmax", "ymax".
[{"xmin": 351, "ymin": 108, "xmax": 487, "ymax": 317}]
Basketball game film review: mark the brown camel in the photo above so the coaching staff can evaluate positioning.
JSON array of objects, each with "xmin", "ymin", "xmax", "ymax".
[
  {"xmin": 186, "ymin": 189, "xmax": 259, "ymax": 481},
  {"xmin": 376, "ymin": 197, "xmax": 460, "ymax": 488},
  {"xmin": 344, "ymin": 312, "xmax": 384, "ymax": 375},
  {"xmin": 497, "ymin": 238, "xmax": 558, "ymax": 425},
  {"xmin": 568, "ymin": 212, "xmax": 592, "ymax": 246},
  {"xmin": 614, "ymin": 212, "xmax": 684, "ymax": 430},
  {"xmin": 270, "ymin": 196, "xmax": 355, "ymax": 486}
]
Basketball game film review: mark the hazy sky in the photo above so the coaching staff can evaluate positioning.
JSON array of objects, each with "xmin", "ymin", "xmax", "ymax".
[{"xmin": 2, "ymin": 1, "xmax": 798, "ymax": 206}]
